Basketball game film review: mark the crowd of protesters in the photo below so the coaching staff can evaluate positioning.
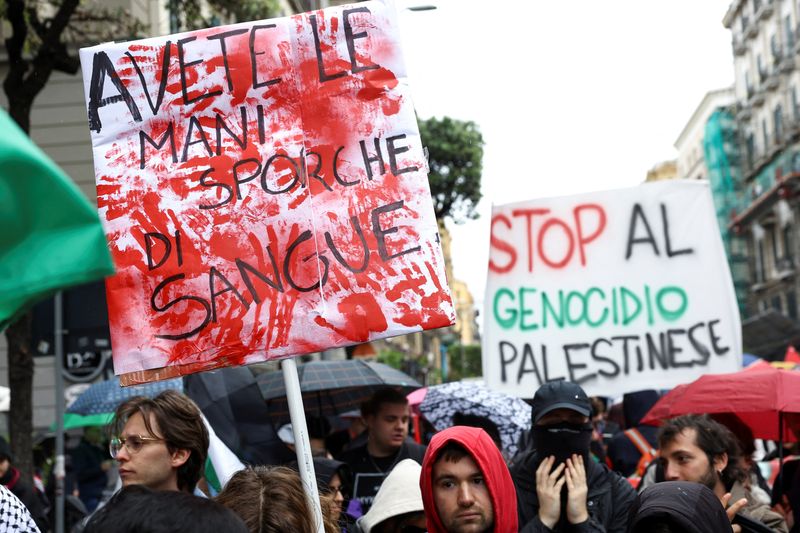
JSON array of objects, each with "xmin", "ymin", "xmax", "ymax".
[{"xmin": 0, "ymin": 380, "xmax": 798, "ymax": 533}]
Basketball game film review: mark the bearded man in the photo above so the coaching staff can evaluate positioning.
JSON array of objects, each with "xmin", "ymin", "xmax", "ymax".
[{"xmin": 658, "ymin": 414, "xmax": 787, "ymax": 533}]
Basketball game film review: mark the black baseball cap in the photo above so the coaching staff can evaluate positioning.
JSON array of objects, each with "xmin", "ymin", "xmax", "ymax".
[{"xmin": 531, "ymin": 381, "xmax": 591, "ymax": 424}]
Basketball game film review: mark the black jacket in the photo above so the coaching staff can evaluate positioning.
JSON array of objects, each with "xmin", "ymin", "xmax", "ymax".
[
  {"xmin": 510, "ymin": 450, "xmax": 636, "ymax": 532},
  {"xmin": 607, "ymin": 391, "xmax": 660, "ymax": 478},
  {"xmin": 339, "ymin": 439, "xmax": 425, "ymax": 515}
]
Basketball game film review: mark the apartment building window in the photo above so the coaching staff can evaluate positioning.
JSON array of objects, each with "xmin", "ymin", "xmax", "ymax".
[
  {"xmin": 788, "ymin": 290, "xmax": 798, "ymax": 320},
  {"xmin": 746, "ymin": 133, "xmax": 756, "ymax": 167},
  {"xmin": 746, "ymin": 72, "xmax": 753, "ymax": 97},
  {"xmin": 784, "ymin": 225, "xmax": 795, "ymax": 262},
  {"xmin": 763, "ymin": 119, "xmax": 770, "ymax": 152},
  {"xmin": 758, "ymin": 55, "xmax": 767, "ymax": 82},
  {"xmin": 773, "ymin": 295, "xmax": 783, "ymax": 313},
  {"xmin": 756, "ymin": 240, "xmax": 766, "ymax": 282},
  {"xmin": 793, "ymin": 87, "xmax": 800, "ymax": 119},
  {"xmin": 773, "ymin": 227, "xmax": 781, "ymax": 263},
  {"xmin": 775, "ymin": 104, "xmax": 784, "ymax": 142},
  {"xmin": 771, "ymin": 34, "xmax": 782, "ymax": 61},
  {"xmin": 787, "ymin": 16, "xmax": 795, "ymax": 49}
]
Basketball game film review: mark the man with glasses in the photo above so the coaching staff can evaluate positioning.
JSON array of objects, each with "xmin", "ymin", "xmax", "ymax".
[
  {"xmin": 110, "ymin": 390, "xmax": 209, "ymax": 494},
  {"xmin": 510, "ymin": 381, "xmax": 635, "ymax": 532}
]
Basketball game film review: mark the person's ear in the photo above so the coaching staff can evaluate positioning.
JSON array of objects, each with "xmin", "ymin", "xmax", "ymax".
[
  {"xmin": 170, "ymin": 448, "xmax": 191, "ymax": 468},
  {"xmin": 713, "ymin": 452, "xmax": 728, "ymax": 474}
]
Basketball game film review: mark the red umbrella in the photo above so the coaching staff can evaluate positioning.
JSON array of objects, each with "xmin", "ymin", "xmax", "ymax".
[{"xmin": 641, "ymin": 366, "xmax": 800, "ymax": 443}]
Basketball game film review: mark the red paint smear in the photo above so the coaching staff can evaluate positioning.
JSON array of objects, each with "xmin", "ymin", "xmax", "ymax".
[
  {"xmin": 314, "ymin": 292, "xmax": 387, "ymax": 342},
  {"xmin": 385, "ymin": 267, "xmax": 426, "ymax": 302},
  {"xmin": 99, "ymin": 6, "xmax": 453, "ymax": 379}
]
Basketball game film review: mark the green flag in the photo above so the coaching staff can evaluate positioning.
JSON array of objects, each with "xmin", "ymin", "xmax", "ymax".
[{"xmin": 0, "ymin": 109, "xmax": 113, "ymax": 329}]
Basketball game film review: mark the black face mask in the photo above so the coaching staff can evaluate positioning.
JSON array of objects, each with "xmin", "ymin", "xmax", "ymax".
[{"xmin": 531, "ymin": 422, "xmax": 592, "ymax": 465}]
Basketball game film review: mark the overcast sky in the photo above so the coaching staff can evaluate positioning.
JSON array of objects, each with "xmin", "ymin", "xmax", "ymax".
[{"xmin": 396, "ymin": 0, "xmax": 735, "ymax": 324}]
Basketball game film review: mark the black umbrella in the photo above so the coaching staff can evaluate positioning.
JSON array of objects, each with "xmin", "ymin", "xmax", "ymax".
[
  {"xmin": 256, "ymin": 360, "xmax": 422, "ymax": 424},
  {"xmin": 184, "ymin": 366, "xmax": 293, "ymax": 466}
]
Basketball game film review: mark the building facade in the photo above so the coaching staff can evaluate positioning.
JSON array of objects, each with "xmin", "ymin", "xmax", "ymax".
[
  {"xmin": 645, "ymin": 160, "xmax": 678, "ymax": 182},
  {"xmin": 675, "ymin": 88, "xmax": 735, "ymax": 182},
  {"xmin": 667, "ymin": 87, "xmax": 750, "ymax": 313},
  {"xmin": 723, "ymin": 0, "xmax": 800, "ymax": 357}
]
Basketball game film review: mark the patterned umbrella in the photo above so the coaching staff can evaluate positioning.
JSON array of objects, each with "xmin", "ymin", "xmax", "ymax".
[
  {"xmin": 67, "ymin": 375, "xmax": 183, "ymax": 416},
  {"xmin": 256, "ymin": 360, "xmax": 422, "ymax": 423},
  {"xmin": 419, "ymin": 382, "xmax": 531, "ymax": 457}
]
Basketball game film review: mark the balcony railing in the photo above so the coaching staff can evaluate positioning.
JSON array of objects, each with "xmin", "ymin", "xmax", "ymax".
[
  {"xmin": 737, "ymin": 103, "xmax": 753, "ymax": 122},
  {"xmin": 750, "ymin": 89, "xmax": 766, "ymax": 107},
  {"xmin": 775, "ymin": 256, "xmax": 796, "ymax": 278},
  {"xmin": 756, "ymin": 0, "xmax": 774, "ymax": 21},
  {"xmin": 733, "ymin": 37, "xmax": 748, "ymax": 55},
  {"xmin": 746, "ymin": 19, "xmax": 760, "ymax": 39},
  {"xmin": 739, "ymin": 112, "xmax": 800, "ymax": 179},
  {"xmin": 765, "ymin": 68, "xmax": 781, "ymax": 90}
]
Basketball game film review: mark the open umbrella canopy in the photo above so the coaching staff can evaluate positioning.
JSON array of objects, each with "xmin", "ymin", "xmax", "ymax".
[
  {"xmin": 256, "ymin": 359, "xmax": 422, "ymax": 423},
  {"xmin": 641, "ymin": 366, "xmax": 800, "ymax": 442},
  {"xmin": 407, "ymin": 386, "xmax": 427, "ymax": 416},
  {"xmin": 419, "ymin": 382, "xmax": 531, "ymax": 457},
  {"xmin": 67, "ymin": 375, "xmax": 183, "ymax": 416},
  {"xmin": 184, "ymin": 366, "xmax": 293, "ymax": 466}
]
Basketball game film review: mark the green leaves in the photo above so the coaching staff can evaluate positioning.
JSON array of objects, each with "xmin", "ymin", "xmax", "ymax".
[
  {"xmin": 172, "ymin": 0, "xmax": 282, "ymax": 30},
  {"xmin": 418, "ymin": 115, "xmax": 484, "ymax": 224}
]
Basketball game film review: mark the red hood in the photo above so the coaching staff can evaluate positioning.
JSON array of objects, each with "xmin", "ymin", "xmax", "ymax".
[{"xmin": 420, "ymin": 426, "xmax": 518, "ymax": 533}]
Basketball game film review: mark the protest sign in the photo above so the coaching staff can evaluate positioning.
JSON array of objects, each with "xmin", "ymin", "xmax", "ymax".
[
  {"xmin": 483, "ymin": 180, "xmax": 742, "ymax": 397},
  {"xmin": 79, "ymin": 1, "xmax": 454, "ymax": 385}
]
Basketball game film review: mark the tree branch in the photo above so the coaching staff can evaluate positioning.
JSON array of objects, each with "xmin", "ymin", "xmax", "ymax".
[
  {"xmin": 4, "ymin": 0, "xmax": 29, "ymax": 89},
  {"xmin": 24, "ymin": 0, "xmax": 81, "ymax": 96},
  {"xmin": 26, "ymin": 5, "xmax": 46, "ymax": 40}
]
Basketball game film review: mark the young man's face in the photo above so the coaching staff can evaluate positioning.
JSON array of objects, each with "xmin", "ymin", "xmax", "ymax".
[
  {"xmin": 115, "ymin": 412, "xmax": 188, "ymax": 491},
  {"xmin": 432, "ymin": 453, "xmax": 494, "ymax": 533},
  {"xmin": 366, "ymin": 402, "xmax": 409, "ymax": 454},
  {"xmin": 660, "ymin": 428, "xmax": 726, "ymax": 492}
]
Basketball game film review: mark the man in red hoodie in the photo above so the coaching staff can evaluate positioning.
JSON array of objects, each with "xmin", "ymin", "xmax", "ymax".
[{"xmin": 420, "ymin": 426, "xmax": 518, "ymax": 533}]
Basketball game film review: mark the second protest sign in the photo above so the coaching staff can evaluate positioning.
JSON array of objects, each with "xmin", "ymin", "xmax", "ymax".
[{"xmin": 483, "ymin": 180, "xmax": 742, "ymax": 397}]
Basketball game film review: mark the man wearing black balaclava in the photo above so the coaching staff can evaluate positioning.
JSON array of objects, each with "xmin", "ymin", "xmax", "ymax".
[{"xmin": 510, "ymin": 381, "xmax": 636, "ymax": 532}]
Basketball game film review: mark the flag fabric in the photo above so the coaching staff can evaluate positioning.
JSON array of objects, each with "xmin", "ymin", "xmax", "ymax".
[
  {"xmin": 0, "ymin": 109, "xmax": 113, "ymax": 329},
  {"xmin": 202, "ymin": 415, "xmax": 244, "ymax": 495}
]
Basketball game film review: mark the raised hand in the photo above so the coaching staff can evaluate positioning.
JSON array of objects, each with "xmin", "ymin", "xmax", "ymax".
[
  {"xmin": 565, "ymin": 454, "xmax": 589, "ymax": 525},
  {"xmin": 536, "ymin": 455, "xmax": 565, "ymax": 529},
  {"xmin": 721, "ymin": 492, "xmax": 748, "ymax": 533}
]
